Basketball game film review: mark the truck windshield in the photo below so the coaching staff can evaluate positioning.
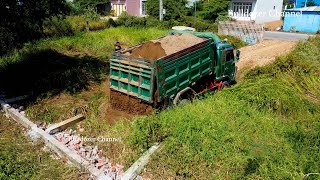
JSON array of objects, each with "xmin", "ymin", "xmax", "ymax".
[{"xmin": 225, "ymin": 50, "xmax": 235, "ymax": 62}]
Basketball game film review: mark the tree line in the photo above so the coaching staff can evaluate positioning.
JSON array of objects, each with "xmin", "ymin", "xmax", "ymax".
[{"xmin": 0, "ymin": 0, "xmax": 231, "ymax": 56}]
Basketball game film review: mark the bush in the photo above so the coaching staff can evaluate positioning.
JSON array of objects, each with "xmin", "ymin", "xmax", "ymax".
[
  {"xmin": 0, "ymin": 27, "xmax": 15, "ymax": 56},
  {"xmin": 66, "ymin": 16, "xmax": 110, "ymax": 33},
  {"xmin": 106, "ymin": 18, "xmax": 117, "ymax": 28},
  {"xmin": 218, "ymin": 34, "xmax": 247, "ymax": 49},
  {"xmin": 88, "ymin": 21, "xmax": 107, "ymax": 31},
  {"xmin": 43, "ymin": 16, "xmax": 74, "ymax": 37},
  {"xmin": 115, "ymin": 14, "xmax": 219, "ymax": 32},
  {"xmin": 116, "ymin": 13, "xmax": 147, "ymax": 27},
  {"xmin": 66, "ymin": 16, "xmax": 87, "ymax": 33},
  {"xmin": 177, "ymin": 16, "xmax": 218, "ymax": 32}
]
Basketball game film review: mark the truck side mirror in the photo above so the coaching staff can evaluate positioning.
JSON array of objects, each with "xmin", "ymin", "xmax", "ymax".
[{"xmin": 236, "ymin": 50, "xmax": 240, "ymax": 62}]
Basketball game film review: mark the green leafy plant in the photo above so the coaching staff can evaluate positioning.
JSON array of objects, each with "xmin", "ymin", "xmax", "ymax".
[{"xmin": 43, "ymin": 16, "xmax": 74, "ymax": 37}]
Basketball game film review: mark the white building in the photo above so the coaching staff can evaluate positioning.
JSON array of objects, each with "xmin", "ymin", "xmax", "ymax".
[{"xmin": 228, "ymin": 0, "xmax": 284, "ymax": 24}]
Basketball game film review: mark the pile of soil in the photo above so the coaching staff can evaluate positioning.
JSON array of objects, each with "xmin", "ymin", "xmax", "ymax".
[
  {"xmin": 129, "ymin": 41, "xmax": 166, "ymax": 61},
  {"xmin": 153, "ymin": 33, "xmax": 205, "ymax": 55},
  {"xmin": 128, "ymin": 33, "xmax": 205, "ymax": 61},
  {"xmin": 110, "ymin": 90, "xmax": 153, "ymax": 115}
]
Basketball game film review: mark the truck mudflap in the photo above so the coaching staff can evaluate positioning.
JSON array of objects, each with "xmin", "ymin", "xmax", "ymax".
[{"xmin": 110, "ymin": 90, "xmax": 153, "ymax": 115}]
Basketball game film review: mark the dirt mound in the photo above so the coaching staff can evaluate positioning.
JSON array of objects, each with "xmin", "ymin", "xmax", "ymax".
[
  {"xmin": 265, "ymin": 20, "xmax": 283, "ymax": 31},
  {"xmin": 129, "ymin": 33, "xmax": 205, "ymax": 61},
  {"xmin": 110, "ymin": 90, "xmax": 153, "ymax": 115},
  {"xmin": 154, "ymin": 33, "xmax": 205, "ymax": 55},
  {"xmin": 129, "ymin": 41, "xmax": 166, "ymax": 61}
]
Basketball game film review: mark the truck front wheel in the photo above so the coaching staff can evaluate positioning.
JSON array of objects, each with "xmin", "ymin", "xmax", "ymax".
[{"xmin": 219, "ymin": 81, "xmax": 230, "ymax": 90}]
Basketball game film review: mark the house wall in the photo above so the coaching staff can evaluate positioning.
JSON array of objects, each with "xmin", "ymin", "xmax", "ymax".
[
  {"xmin": 126, "ymin": 0, "xmax": 141, "ymax": 16},
  {"xmin": 228, "ymin": 0, "xmax": 257, "ymax": 21},
  {"xmin": 229, "ymin": 0, "xmax": 283, "ymax": 24},
  {"xmin": 296, "ymin": 0, "xmax": 320, "ymax": 8},
  {"xmin": 110, "ymin": 0, "xmax": 143, "ymax": 16},
  {"xmin": 254, "ymin": 0, "xmax": 283, "ymax": 24},
  {"xmin": 283, "ymin": 11, "xmax": 320, "ymax": 33},
  {"xmin": 111, "ymin": 0, "xmax": 126, "ymax": 16},
  {"xmin": 110, "ymin": 0, "xmax": 126, "ymax": 6}
]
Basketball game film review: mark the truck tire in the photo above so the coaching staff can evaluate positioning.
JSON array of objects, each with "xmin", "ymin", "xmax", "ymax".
[
  {"xmin": 220, "ymin": 81, "xmax": 230, "ymax": 90},
  {"xmin": 177, "ymin": 98, "xmax": 191, "ymax": 106}
]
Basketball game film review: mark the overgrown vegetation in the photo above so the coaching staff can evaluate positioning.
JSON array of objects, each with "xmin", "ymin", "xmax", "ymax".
[
  {"xmin": 0, "ymin": 0, "xmax": 69, "ymax": 55},
  {"xmin": 0, "ymin": 116, "xmax": 85, "ymax": 179},
  {"xmin": 114, "ymin": 14, "xmax": 219, "ymax": 33},
  {"xmin": 0, "ymin": 27, "xmax": 167, "ymax": 99},
  {"xmin": 146, "ymin": 0, "xmax": 231, "ymax": 21},
  {"xmin": 125, "ymin": 37, "xmax": 320, "ymax": 178},
  {"xmin": 17, "ymin": 29, "xmax": 318, "ymax": 179},
  {"xmin": 146, "ymin": 0, "xmax": 188, "ymax": 20},
  {"xmin": 1, "ymin": 0, "xmax": 233, "ymax": 56}
]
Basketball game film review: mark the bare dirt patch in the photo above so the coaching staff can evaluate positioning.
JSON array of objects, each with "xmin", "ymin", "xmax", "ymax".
[
  {"xmin": 110, "ymin": 90, "xmax": 153, "ymax": 115},
  {"xmin": 265, "ymin": 20, "xmax": 283, "ymax": 31},
  {"xmin": 236, "ymin": 40, "xmax": 297, "ymax": 71}
]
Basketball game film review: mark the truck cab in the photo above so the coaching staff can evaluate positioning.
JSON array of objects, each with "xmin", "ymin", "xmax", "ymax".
[{"xmin": 215, "ymin": 43, "xmax": 239, "ymax": 83}]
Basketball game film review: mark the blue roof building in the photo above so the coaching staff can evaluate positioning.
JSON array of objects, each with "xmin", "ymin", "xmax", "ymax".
[
  {"xmin": 283, "ymin": 6, "xmax": 320, "ymax": 33},
  {"xmin": 295, "ymin": 0, "xmax": 320, "ymax": 8}
]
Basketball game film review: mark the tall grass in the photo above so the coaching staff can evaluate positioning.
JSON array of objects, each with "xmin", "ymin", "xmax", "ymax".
[
  {"xmin": 36, "ymin": 27, "xmax": 167, "ymax": 59},
  {"xmin": 0, "ymin": 27, "xmax": 167, "ymax": 67},
  {"xmin": 127, "ymin": 37, "xmax": 320, "ymax": 179},
  {"xmin": 0, "ymin": 116, "xmax": 84, "ymax": 179}
]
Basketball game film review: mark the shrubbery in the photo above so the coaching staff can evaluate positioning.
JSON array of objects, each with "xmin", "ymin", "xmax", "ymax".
[
  {"xmin": 0, "ymin": 0, "xmax": 69, "ymax": 56},
  {"xmin": 114, "ymin": 14, "xmax": 218, "ymax": 32},
  {"xmin": 218, "ymin": 34, "xmax": 247, "ymax": 49},
  {"xmin": 43, "ymin": 16, "xmax": 110, "ymax": 37},
  {"xmin": 0, "ymin": 27, "xmax": 15, "ymax": 56},
  {"xmin": 43, "ymin": 16, "xmax": 74, "ymax": 37}
]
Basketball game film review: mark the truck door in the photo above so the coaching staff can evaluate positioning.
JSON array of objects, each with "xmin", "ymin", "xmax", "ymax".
[{"xmin": 222, "ymin": 49, "xmax": 236, "ymax": 80}]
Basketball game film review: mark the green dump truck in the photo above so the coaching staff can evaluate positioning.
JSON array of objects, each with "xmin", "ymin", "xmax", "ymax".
[{"xmin": 109, "ymin": 30, "xmax": 240, "ymax": 111}]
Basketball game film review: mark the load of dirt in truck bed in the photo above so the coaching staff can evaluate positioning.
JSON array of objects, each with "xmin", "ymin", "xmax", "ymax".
[
  {"xmin": 129, "ymin": 41, "xmax": 166, "ymax": 61},
  {"xmin": 128, "ymin": 33, "xmax": 205, "ymax": 61}
]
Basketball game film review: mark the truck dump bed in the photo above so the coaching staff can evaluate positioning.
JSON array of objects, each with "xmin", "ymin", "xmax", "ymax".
[{"xmin": 110, "ymin": 31, "xmax": 217, "ymax": 108}]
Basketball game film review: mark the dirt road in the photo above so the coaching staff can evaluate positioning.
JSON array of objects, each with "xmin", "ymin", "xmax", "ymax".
[{"xmin": 236, "ymin": 40, "xmax": 297, "ymax": 71}]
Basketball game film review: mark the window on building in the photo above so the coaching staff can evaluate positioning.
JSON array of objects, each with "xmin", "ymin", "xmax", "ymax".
[
  {"xmin": 232, "ymin": 2, "xmax": 253, "ymax": 17},
  {"xmin": 142, "ymin": 0, "xmax": 147, "ymax": 15}
]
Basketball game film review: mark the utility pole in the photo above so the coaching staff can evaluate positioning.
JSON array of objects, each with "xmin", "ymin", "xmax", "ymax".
[{"xmin": 159, "ymin": 0, "xmax": 163, "ymax": 21}]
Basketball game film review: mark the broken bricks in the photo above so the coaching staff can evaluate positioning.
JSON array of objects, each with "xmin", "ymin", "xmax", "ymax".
[{"xmin": 53, "ymin": 130, "xmax": 123, "ymax": 179}]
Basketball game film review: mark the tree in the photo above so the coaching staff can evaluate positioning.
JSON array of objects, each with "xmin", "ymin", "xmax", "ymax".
[
  {"xmin": 73, "ymin": 0, "xmax": 109, "ymax": 15},
  {"xmin": 74, "ymin": 0, "xmax": 108, "ymax": 8},
  {"xmin": 200, "ymin": 0, "xmax": 231, "ymax": 20},
  {"xmin": 0, "ymin": 0, "xmax": 69, "ymax": 55},
  {"xmin": 146, "ymin": 0, "xmax": 188, "ymax": 20}
]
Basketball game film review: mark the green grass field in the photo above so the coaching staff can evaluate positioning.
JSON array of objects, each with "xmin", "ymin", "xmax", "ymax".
[
  {"xmin": 0, "ymin": 27, "xmax": 168, "ymax": 178},
  {"xmin": 0, "ymin": 26, "xmax": 319, "ymax": 179},
  {"xmin": 127, "ymin": 37, "xmax": 320, "ymax": 179},
  {"xmin": 0, "ymin": 116, "xmax": 86, "ymax": 179}
]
